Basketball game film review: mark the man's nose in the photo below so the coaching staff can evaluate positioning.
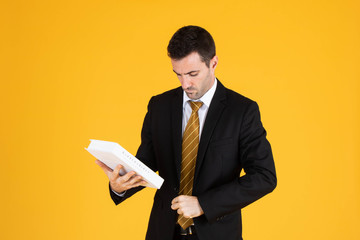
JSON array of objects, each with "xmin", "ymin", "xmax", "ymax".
[{"xmin": 181, "ymin": 76, "xmax": 191, "ymax": 89}]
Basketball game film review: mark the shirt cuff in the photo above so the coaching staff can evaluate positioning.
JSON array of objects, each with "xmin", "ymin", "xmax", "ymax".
[{"xmin": 111, "ymin": 188, "xmax": 126, "ymax": 197}]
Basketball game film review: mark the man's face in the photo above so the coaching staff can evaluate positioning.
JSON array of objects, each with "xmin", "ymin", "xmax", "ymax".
[{"xmin": 171, "ymin": 52, "xmax": 218, "ymax": 100}]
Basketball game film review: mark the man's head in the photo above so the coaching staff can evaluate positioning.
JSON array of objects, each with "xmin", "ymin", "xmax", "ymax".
[
  {"xmin": 168, "ymin": 26, "xmax": 218, "ymax": 100},
  {"xmin": 167, "ymin": 25, "xmax": 216, "ymax": 67}
]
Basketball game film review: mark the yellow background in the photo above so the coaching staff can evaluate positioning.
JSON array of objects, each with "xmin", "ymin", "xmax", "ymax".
[{"xmin": 1, "ymin": 0, "xmax": 359, "ymax": 239}]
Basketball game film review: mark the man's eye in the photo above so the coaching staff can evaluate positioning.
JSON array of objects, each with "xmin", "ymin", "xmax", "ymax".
[{"xmin": 190, "ymin": 74, "xmax": 198, "ymax": 77}]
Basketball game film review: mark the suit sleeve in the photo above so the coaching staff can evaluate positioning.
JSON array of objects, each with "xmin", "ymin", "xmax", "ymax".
[
  {"xmin": 109, "ymin": 97, "xmax": 157, "ymax": 205},
  {"xmin": 197, "ymin": 101, "xmax": 277, "ymax": 223}
]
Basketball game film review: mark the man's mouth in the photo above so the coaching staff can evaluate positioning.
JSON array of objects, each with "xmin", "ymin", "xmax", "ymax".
[{"xmin": 185, "ymin": 89, "xmax": 195, "ymax": 93}]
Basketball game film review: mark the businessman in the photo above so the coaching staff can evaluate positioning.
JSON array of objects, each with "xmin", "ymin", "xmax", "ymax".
[{"xmin": 96, "ymin": 25, "xmax": 277, "ymax": 240}]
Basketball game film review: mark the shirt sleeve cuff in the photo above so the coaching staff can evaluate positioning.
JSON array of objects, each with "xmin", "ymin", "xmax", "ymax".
[{"xmin": 111, "ymin": 188, "xmax": 126, "ymax": 197}]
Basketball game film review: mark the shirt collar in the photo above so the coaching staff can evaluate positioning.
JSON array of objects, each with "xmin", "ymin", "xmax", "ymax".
[{"xmin": 183, "ymin": 78, "xmax": 218, "ymax": 109}]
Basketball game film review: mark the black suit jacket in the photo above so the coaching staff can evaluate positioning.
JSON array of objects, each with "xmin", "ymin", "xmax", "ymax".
[{"xmin": 110, "ymin": 80, "xmax": 277, "ymax": 240}]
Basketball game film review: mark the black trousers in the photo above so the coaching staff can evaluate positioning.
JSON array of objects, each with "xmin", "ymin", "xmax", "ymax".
[
  {"xmin": 173, "ymin": 224, "xmax": 199, "ymax": 240},
  {"xmin": 174, "ymin": 234, "xmax": 199, "ymax": 240}
]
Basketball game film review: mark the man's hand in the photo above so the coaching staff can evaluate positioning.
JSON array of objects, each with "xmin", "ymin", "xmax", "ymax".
[
  {"xmin": 171, "ymin": 195, "xmax": 204, "ymax": 218},
  {"xmin": 95, "ymin": 160, "xmax": 147, "ymax": 194}
]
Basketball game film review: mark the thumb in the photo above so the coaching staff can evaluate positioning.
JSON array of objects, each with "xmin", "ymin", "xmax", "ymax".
[{"xmin": 95, "ymin": 160, "xmax": 113, "ymax": 179}]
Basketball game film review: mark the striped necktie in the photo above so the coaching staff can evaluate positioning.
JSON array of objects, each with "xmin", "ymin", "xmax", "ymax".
[{"xmin": 178, "ymin": 101, "xmax": 203, "ymax": 229}]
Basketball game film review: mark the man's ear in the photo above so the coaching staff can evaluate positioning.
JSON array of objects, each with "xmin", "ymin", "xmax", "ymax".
[{"xmin": 210, "ymin": 55, "xmax": 218, "ymax": 71}]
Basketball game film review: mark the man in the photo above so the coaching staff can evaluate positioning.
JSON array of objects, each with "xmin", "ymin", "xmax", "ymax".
[{"xmin": 96, "ymin": 25, "xmax": 277, "ymax": 240}]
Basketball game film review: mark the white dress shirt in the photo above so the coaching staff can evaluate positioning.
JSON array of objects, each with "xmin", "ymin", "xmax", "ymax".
[
  {"xmin": 113, "ymin": 78, "xmax": 218, "ymax": 197},
  {"xmin": 182, "ymin": 78, "xmax": 217, "ymax": 138}
]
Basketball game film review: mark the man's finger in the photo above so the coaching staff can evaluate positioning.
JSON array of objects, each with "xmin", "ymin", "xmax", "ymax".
[
  {"xmin": 95, "ymin": 160, "xmax": 114, "ymax": 179},
  {"xmin": 95, "ymin": 160, "xmax": 112, "ymax": 173},
  {"xmin": 139, "ymin": 180, "xmax": 148, "ymax": 186},
  {"xmin": 171, "ymin": 196, "xmax": 179, "ymax": 205},
  {"xmin": 128, "ymin": 175, "xmax": 142, "ymax": 185},
  {"xmin": 110, "ymin": 164, "xmax": 124, "ymax": 181},
  {"xmin": 177, "ymin": 209, "xmax": 183, "ymax": 215},
  {"xmin": 171, "ymin": 202, "xmax": 179, "ymax": 210},
  {"xmin": 131, "ymin": 180, "xmax": 148, "ymax": 189},
  {"xmin": 112, "ymin": 164, "xmax": 123, "ymax": 176},
  {"xmin": 122, "ymin": 171, "xmax": 136, "ymax": 182}
]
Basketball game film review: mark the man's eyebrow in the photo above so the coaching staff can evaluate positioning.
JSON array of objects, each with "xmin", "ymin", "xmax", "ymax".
[{"xmin": 172, "ymin": 70, "xmax": 200, "ymax": 75}]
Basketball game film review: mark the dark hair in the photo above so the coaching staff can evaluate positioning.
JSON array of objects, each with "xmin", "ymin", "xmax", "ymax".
[{"xmin": 167, "ymin": 25, "xmax": 216, "ymax": 67}]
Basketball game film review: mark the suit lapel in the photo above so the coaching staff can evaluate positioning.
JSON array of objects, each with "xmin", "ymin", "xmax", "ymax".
[
  {"xmin": 171, "ymin": 81, "xmax": 227, "ymax": 186},
  {"xmin": 171, "ymin": 88, "xmax": 183, "ymax": 183},
  {"xmin": 194, "ymin": 80, "xmax": 227, "ymax": 184}
]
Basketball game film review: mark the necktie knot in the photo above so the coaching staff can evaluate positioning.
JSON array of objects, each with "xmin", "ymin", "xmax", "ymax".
[{"xmin": 190, "ymin": 101, "xmax": 203, "ymax": 112}]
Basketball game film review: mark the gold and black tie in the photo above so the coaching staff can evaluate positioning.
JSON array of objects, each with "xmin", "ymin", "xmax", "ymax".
[{"xmin": 177, "ymin": 101, "xmax": 203, "ymax": 229}]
